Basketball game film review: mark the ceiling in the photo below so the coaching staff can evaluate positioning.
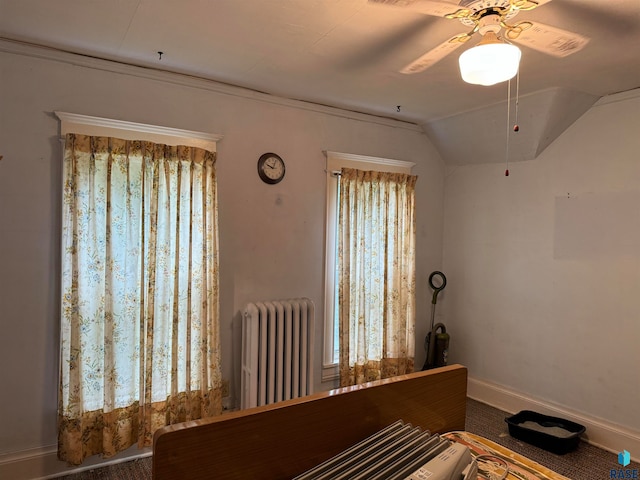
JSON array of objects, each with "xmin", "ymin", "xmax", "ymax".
[{"xmin": 1, "ymin": 0, "xmax": 639, "ymax": 164}]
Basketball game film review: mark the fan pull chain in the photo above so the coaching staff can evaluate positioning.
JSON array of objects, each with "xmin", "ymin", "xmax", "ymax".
[
  {"xmin": 505, "ymin": 77, "xmax": 511, "ymax": 177},
  {"xmin": 505, "ymin": 69, "xmax": 521, "ymax": 177},
  {"xmin": 514, "ymin": 69, "xmax": 520, "ymax": 132}
]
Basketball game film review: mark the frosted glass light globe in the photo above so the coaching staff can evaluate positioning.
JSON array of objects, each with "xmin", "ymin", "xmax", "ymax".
[{"xmin": 459, "ymin": 39, "xmax": 521, "ymax": 86}]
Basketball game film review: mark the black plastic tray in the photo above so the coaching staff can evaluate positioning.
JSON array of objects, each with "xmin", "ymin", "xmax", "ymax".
[{"xmin": 505, "ymin": 410, "xmax": 586, "ymax": 454}]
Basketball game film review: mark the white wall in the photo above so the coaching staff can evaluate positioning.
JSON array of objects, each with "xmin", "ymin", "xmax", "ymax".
[
  {"xmin": 443, "ymin": 91, "xmax": 640, "ymax": 447},
  {"xmin": 0, "ymin": 45, "xmax": 445, "ymax": 477}
]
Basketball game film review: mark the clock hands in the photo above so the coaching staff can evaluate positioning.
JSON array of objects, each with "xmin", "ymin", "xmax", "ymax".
[{"xmin": 258, "ymin": 153, "xmax": 285, "ymax": 184}]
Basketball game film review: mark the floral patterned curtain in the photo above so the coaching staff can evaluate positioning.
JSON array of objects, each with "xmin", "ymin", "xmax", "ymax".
[
  {"xmin": 338, "ymin": 168, "xmax": 417, "ymax": 387},
  {"xmin": 58, "ymin": 134, "xmax": 222, "ymax": 465}
]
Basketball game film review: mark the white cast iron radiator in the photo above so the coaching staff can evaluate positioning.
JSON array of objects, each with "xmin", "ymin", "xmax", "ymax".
[{"xmin": 241, "ymin": 298, "xmax": 314, "ymax": 409}]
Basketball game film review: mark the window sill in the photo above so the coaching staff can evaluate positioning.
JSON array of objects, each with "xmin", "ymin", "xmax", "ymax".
[{"xmin": 322, "ymin": 363, "xmax": 339, "ymax": 382}]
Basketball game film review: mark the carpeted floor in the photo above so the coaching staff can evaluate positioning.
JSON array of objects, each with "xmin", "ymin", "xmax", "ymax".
[
  {"xmin": 464, "ymin": 398, "xmax": 639, "ymax": 479},
  {"xmin": 59, "ymin": 457, "xmax": 152, "ymax": 480},
  {"xmin": 59, "ymin": 398, "xmax": 638, "ymax": 479}
]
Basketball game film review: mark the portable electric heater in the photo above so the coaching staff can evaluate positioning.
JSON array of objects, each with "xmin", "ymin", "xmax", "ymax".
[{"xmin": 294, "ymin": 420, "xmax": 478, "ymax": 480}]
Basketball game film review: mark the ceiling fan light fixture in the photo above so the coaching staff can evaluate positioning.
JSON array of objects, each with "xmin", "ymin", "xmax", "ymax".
[{"xmin": 458, "ymin": 31, "xmax": 521, "ymax": 86}]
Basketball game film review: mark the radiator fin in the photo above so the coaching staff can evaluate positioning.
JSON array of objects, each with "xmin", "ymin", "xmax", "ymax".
[{"xmin": 241, "ymin": 298, "xmax": 314, "ymax": 409}]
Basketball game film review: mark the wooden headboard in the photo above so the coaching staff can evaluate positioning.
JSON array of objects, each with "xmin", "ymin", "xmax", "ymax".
[{"xmin": 153, "ymin": 364, "xmax": 467, "ymax": 479}]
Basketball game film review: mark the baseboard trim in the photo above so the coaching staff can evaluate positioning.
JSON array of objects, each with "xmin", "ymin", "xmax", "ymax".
[
  {"xmin": 0, "ymin": 444, "xmax": 151, "ymax": 480},
  {"xmin": 467, "ymin": 376, "xmax": 640, "ymax": 463}
]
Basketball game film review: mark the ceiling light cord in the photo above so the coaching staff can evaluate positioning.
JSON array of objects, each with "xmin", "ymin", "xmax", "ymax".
[
  {"xmin": 514, "ymin": 68, "xmax": 520, "ymax": 132},
  {"xmin": 505, "ymin": 68, "xmax": 521, "ymax": 177},
  {"xmin": 505, "ymin": 76, "xmax": 511, "ymax": 177}
]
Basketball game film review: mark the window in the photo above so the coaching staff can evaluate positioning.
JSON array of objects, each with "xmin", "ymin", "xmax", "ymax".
[
  {"xmin": 56, "ymin": 113, "xmax": 223, "ymax": 464},
  {"xmin": 323, "ymin": 151, "xmax": 415, "ymax": 381}
]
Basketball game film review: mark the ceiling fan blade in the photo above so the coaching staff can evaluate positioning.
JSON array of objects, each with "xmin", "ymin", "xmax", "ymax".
[
  {"xmin": 368, "ymin": 0, "xmax": 460, "ymax": 17},
  {"xmin": 400, "ymin": 34, "xmax": 467, "ymax": 74},
  {"xmin": 545, "ymin": 0, "xmax": 640, "ymax": 33},
  {"xmin": 511, "ymin": 21, "xmax": 589, "ymax": 57},
  {"xmin": 511, "ymin": 0, "xmax": 555, "ymax": 11},
  {"xmin": 338, "ymin": 15, "xmax": 439, "ymax": 70}
]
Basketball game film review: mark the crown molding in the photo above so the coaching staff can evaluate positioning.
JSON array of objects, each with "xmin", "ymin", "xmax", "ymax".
[
  {"xmin": 594, "ymin": 87, "xmax": 640, "ymax": 107},
  {"xmin": 0, "ymin": 37, "xmax": 422, "ymax": 133}
]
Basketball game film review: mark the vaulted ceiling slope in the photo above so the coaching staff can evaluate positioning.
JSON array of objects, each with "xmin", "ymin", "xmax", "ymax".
[{"xmin": 1, "ymin": 0, "xmax": 639, "ymax": 165}]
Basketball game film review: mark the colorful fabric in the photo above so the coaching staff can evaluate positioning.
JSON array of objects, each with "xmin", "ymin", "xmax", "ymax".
[
  {"xmin": 338, "ymin": 168, "xmax": 418, "ymax": 386},
  {"xmin": 58, "ymin": 134, "xmax": 223, "ymax": 464},
  {"xmin": 444, "ymin": 431, "xmax": 570, "ymax": 480}
]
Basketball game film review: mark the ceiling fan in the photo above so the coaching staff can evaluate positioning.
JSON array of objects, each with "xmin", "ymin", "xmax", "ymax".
[{"xmin": 368, "ymin": 0, "xmax": 589, "ymax": 79}]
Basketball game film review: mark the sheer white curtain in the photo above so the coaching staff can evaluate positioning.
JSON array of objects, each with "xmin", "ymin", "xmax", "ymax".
[
  {"xmin": 337, "ymin": 168, "xmax": 417, "ymax": 386},
  {"xmin": 58, "ymin": 134, "xmax": 222, "ymax": 464}
]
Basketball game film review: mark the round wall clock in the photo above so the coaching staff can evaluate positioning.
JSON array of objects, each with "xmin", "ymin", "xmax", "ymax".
[{"xmin": 257, "ymin": 152, "xmax": 286, "ymax": 184}]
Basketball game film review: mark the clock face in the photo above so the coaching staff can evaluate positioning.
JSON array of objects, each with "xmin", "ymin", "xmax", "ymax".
[{"xmin": 258, "ymin": 153, "xmax": 285, "ymax": 184}]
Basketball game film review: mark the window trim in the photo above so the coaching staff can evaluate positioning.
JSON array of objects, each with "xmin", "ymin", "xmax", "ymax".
[
  {"xmin": 55, "ymin": 111, "xmax": 223, "ymax": 151},
  {"xmin": 322, "ymin": 151, "xmax": 415, "ymax": 382}
]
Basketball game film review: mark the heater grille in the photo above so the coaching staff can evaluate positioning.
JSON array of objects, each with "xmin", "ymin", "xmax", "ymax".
[{"xmin": 294, "ymin": 420, "xmax": 474, "ymax": 480}]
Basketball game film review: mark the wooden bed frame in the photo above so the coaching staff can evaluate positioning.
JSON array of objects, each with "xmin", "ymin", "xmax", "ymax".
[{"xmin": 153, "ymin": 364, "xmax": 467, "ymax": 479}]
